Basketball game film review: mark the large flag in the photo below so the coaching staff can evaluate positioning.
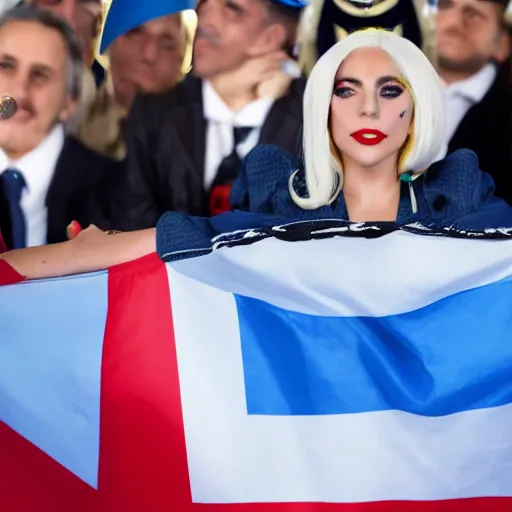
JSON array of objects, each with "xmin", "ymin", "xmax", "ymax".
[{"xmin": 1, "ymin": 220, "xmax": 512, "ymax": 511}]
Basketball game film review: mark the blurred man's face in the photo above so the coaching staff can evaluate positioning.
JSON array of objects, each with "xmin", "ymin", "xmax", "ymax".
[
  {"xmin": 108, "ymin": 13, "xmax": 186, "ymax": 109},
  {"xmin": 32, "ymin": 0, "xmax": 101, "ymax": 64},
  {"xmin": 192, "ymin": 0, "xmax": 276, "ymax": 79},
  {"xmin": 436, "ymin": 0, "xmax": 510, "ymax": 78},
  {"xmin": 0, "ymin": 20, "xmax": 75, "ymax": 159}
]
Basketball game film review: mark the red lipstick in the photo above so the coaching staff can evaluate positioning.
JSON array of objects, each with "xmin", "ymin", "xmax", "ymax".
[{"xmin": 350, "ymin": 129, "xmax": 387, "ymax": 146}]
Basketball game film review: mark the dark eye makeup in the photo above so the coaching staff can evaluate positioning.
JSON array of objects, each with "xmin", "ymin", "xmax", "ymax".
[
  {"xmin": 380, "ymin": 84, "xmax": 404, "ymax": 98},
  {"xmin": 333, "ymin": 85, "xmax": 354, "ymax": 98},
  {"xmin": 332, "ymin": 81, "xmax": 405, "ymax": 99}
]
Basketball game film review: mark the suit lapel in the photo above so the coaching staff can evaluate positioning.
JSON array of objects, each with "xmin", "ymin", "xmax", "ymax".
[
  {"xmin": 259, "ymin": 79, "xmax": 304, "ymax": 157},
  {"xmin": 173, "ymin": 76, "xmax": 207, "ymax": 187},
  {"xmin": 45, "ymin": 137, "xmax": 105, "ymax": 244},
  {"xmin": 448, "ymin": 74, "xmax": 500, "ymax": 152},
  {"xmin": 45, "ymin": 137, "xmax": 76, "ymax": 244}
]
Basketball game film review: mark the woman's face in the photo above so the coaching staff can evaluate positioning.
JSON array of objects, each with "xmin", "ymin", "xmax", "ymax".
[{"xmin": 330, "ymin": 46, "xmax": 414, "ymax": 172}]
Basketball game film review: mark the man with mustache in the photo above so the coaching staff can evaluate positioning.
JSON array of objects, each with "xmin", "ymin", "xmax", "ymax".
[
  {"xmin": 118, "ymin": 0, "xmax": 306, "ymax": 228},
  {"xmin": 0, "ymin": 5, "xmax": 121, "ymax": 249},
  {"xmin": 436, "ymin": 0, "xmax": 512, "ymax": 204},
  {"xmin": 24, "ymin": 0, "xmax": 113, "ymax": 157}
]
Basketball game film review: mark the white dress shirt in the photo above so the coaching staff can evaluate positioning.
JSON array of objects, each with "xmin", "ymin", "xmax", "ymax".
[
  {"xmin": 0, "ymin": 124, "xmax": 64, "ymax": 247},
  {"xmin": 202, "ymin": 80, "xmax": 274, "ymax": 190},
  {"xmin": 442, "ymin": 63, "xmax": 497, "ymax": 144}
]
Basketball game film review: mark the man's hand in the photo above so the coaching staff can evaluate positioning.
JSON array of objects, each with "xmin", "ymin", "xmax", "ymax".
[{"xmin": 213, "ymin": 51, "xmax": 292, "ymax": 101}]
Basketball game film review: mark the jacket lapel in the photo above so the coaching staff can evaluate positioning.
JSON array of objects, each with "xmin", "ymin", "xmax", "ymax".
[
  {"xmin": 259, "ymin": 78, "xmax": 305, "ymax": 157},
  {"xmin": 45, "ymin": 138, "xmax": 71, "ymax": 244},
  {"xmin": 448, "ymin": 73, "xmax": 500, "ymax": 152},
  {"xmin": 173, "ymin": 76, "xmax": 207, "ymax": 188},
  {"xmin": 45, "ymin": 137, "xmax": 105, "ymax": 244}
]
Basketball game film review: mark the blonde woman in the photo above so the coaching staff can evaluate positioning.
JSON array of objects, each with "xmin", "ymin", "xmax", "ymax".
[{"xmin": 2, "ymin": 28, "xmax": 512, "ymax": 280}]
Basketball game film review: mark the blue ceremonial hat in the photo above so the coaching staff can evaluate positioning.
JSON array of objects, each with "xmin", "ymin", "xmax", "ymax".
[
  {"xmin": 100, "ymin": 0, "xmax": 197, "ymax": 53},
  {"xmin": 271, "ymin": 0, "xmax": 308, "ymax": 7}
]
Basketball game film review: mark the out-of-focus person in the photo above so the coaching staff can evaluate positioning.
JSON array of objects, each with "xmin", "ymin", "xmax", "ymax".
[
  {"xmin": 117, "ymin": 0, "xmax": 307, "ymax": 230},
  {"xmin": 76, "ymin": 0, "xmax": 194, "ymax": 160},
  {"xmin": 27, "ymin": 0, "xmax": 103, "ymax": 72},
  {"xmin": 24, "ymin": 0, "xmax": 107, "ymax": 151},
  {"xmin": 0, "ymin": 5, "xmax": 121, "ymax": 249},
  {"xmin": 436, "ymin": 0, "xmax": 512, "ymax": 204}
]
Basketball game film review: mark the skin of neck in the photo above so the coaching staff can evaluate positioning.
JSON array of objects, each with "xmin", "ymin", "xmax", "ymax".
[
  {"xmin": 4, "ymin": 120, "xmax": 61, "ymax": 161},
  {"xmin": 208, "ymin": 70, "xmax": 260, "ymax": 112},
  {"xmin": 4, "ymin": 141, "xmax": 42, "ymax": 161},
  {"xmin": 341, "ymin": 152, "xmax": 401, "ymax": 210}
]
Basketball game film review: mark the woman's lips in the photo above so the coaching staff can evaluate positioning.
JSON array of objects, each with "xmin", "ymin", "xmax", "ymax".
[{"xmin": 350, "ymin": 129, "xmax": 387, "ymax": 146}]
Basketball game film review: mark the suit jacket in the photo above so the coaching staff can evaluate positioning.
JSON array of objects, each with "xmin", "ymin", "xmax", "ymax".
[
  {"xmin": 155, "ymin": 146, "xmax": 512, "ymax": 263},
  {"xmin": 118, "ymin": 75, "xmax": 306, "ymax": 230},
  {"xmin": 448, "ymin": 64, "xmax": 512, "ymax": 206},
  {"xmin": 0, "ymin": 136, "xmax": 123, "ymax": 248}
]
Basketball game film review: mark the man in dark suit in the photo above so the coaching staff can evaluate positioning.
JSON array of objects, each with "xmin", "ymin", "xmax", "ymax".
[
  {"xmin": 118, "ymin": 0, "xmax": 307, "ymax": 230},
  {"xmin": 0, "ymin": 5, "xmax": 121, "ymax": 249},
  {"xmin": 436, "ymin": 0, "xmax": 512, "ymax": 204}
]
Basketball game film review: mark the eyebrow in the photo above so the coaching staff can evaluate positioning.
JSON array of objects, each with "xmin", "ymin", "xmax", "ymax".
[
  {"xmin": 334, "ymin": 75, "xmax": 404, "ymax": 87},
  {"xmin": 0, "ymin": 53, "xmax": 55, "ymax": 73}
]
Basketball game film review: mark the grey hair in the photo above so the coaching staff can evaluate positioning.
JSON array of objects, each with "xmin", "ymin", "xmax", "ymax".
[
  {"xmin": 291, "ymin": 29, "xmax": 447, "ymax": 210},
  {"xmin": 0, "ymin": 4, "xmax": 83, "ymax": 100}
]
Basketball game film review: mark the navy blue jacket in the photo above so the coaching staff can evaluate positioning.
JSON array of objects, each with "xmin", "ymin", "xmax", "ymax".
[{"xmin": 156, "ymin": 145, "xmax": 512, "ymax": 262}]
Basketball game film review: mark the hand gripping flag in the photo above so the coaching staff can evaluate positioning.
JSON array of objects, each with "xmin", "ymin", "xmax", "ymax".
[{"xmin": 1, "ymin": 220, "xmax": 512, "ymax": 512}]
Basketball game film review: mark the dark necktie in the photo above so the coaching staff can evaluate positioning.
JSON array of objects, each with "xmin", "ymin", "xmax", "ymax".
[
  {"xmin": 209, "ymin": 126, "xmax": 253, "ymax": 216},
  {"xmin": 0, "ymin": 169, "xmax": 27, "ymax": 249}
]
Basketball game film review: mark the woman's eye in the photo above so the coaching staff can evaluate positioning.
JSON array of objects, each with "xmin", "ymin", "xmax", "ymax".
[
  {"xmin": 380, "ymin": 85, "xmax": 404, "ymax": 98},
  {"xmin": 333, "ymin": 86, "xmax": 354, "ymax": 98}
]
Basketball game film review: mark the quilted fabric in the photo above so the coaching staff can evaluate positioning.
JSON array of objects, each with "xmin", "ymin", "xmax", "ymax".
[{"xmin": 157, "ymin": 145, "xmax": 512, "ymax": 262}]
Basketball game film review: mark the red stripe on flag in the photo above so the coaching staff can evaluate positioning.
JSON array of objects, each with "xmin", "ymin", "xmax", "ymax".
[
  {"xmin": 0, "ymin": 232, "xmax": 7, "ymax": 254},
  {"xmin": 97, "ymin": 252, "xmax": 192, "ymax": 510},
  {"xmin": 0, "ymin": 259, "xmax": 24, "ymax": 285},
  {"xmin": 0, "ymin": 253, "xmax": 511, "ymax": 511}
]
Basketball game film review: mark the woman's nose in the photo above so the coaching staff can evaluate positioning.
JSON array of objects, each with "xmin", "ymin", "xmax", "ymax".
[{"xmin": 359, "ymin": 92, "xmax": 380, "ymax": 118}]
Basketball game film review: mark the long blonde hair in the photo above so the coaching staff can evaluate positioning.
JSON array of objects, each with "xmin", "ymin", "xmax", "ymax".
[{"xmin": 290, "ymin": 29, "xmax": 447, "ymax": 210}]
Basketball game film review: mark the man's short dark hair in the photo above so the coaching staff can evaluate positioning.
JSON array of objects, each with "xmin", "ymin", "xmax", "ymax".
[
  {"xmin": 265, "ymin": 1, "xmax": 302, "ymax": 55},
  {"xmin": 0, "ymin": 4, "xmax": 84, "ymax": 100}
]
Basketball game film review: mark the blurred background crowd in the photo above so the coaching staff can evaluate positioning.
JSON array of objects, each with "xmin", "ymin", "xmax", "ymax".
[{"xmin": 0, "ymin": 0, "xmax": 510, "ymax": 249}]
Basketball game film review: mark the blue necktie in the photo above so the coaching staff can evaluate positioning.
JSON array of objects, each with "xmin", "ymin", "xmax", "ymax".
[{"xmin": 1, "ymin": 169, "xmax": 27, "ymax": 249}]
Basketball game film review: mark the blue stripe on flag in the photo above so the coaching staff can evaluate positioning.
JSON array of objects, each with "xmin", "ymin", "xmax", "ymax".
[
  {"xmin": 0, "ymin": 272, "xmax": 108, "ymax": 488},
  {"xmin": 236, "ymin": 275, "xmax": 512, "ymax": 417}
]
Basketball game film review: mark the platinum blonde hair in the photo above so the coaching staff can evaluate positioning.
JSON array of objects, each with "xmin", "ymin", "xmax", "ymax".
[{"xmin": 291, "ymin": 28, "xmax": 447, "ymax": 210}]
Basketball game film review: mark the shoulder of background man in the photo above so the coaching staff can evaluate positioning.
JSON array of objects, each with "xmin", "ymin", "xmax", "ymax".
[
  {"xmin": 47, "ymin": 135, "xmax": 125, "ymax": 232},
  {"xmin": 276, "ymin": 75, "xmax": 306, "ymax": 111},
  {"xmin": 480, "ymin": 60, "xmax": 512, "ymax": 110},
  {"xmin": 126, "ymin": 74, "xmax": 202, "ymax": 129},
  {"xmin": 56, "ymin": 135, "xmax": 124, "ymax": 191},
  {"xmin": 288, "ymin": 76, "xmax": 307, "ymax": 96}
]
